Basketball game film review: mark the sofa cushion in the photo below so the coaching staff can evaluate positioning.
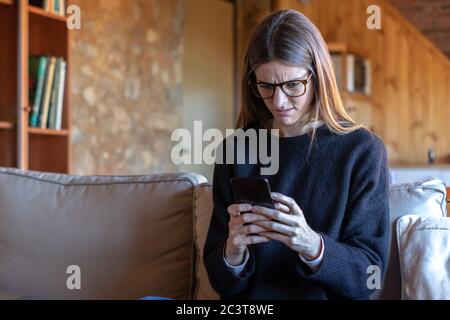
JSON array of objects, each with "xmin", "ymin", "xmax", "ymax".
[
  {"xmin": 0, "ymin": 167, "xmax": 206, "ymax": 299},
  {"xmin": 372, "ymin": 178, "xmax": 447, "ymax": 299},
  {"xmin": 389, "ymin": 179, "xmax": 447, "ymax": 221},
  {"xmin": 397, "ymin": 215, "xmax": 450, "ymax": 299},
  {"xmin": 193, "ymin": 183, "xmax": 219, "ymax": 300}
]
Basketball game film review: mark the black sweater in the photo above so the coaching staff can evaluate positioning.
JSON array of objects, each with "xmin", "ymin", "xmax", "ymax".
[{"xmin": 203, "ymin": 122, "xmax": 390, "ymax": 300}]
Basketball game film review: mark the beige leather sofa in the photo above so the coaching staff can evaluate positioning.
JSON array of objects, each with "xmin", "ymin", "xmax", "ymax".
[
  {"xmin": 0, "ymin": 167, "xmax": 447, "ymax": 299},
  {"xmin": 0, "ymin": 167, "xmax": 218, "ymax": 300}
]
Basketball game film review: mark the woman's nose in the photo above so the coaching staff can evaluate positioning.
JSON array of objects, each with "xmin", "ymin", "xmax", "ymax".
[{"xmin": 272, "ymin": 86, "xmax": 288, "ymax": 107}]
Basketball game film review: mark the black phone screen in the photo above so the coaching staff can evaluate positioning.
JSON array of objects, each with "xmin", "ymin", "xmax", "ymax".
[{"xmin": 230, "ymin": 177, "xmax": 275, "ymax": 209}]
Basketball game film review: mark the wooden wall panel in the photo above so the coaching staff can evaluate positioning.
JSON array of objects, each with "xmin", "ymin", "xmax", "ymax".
[{"xmin": 275, "ymin": 0, "xmax": 450, "ymax": 165}]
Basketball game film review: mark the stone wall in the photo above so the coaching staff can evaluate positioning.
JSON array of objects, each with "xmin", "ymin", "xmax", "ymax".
[
  {"xmin": 68, "ymin": 0, "xmax": 276, "ymax": 175},
  {"xmin": 70, "ymin": 0, "xmax": 184, "ymax": 175}
]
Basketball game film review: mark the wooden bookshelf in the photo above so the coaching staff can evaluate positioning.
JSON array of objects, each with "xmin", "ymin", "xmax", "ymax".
[
  {"xmin": 328, "ymin": 42, "xmax": 374, "ymax": 131},
  {"xmin": 0, "ymin": 0, "xmax": 14, "ymax": 5},
  {"xmin": 0, "ymin": 1, "xmax": 18, "ymax": 168},
  {"xmin": 0, "ymin": 121, "xmax": 14, "ymax": 129},
  {"xmin": 328, "ymin": 42, "xmax": 371, "ymax": 94},
  {"xmin": 28, "ymin": 127, "xmax": 69, "ymax": 136},
  {"xmin": 327, "ymin": 42, "xmax": 348, "ymax": 54},
  {"xmin": 0, "ymin": 0, "xmax": 71, "ymax": 173},
  {"xmin": 29, "ymin": 5, "xmax": 67, "ymax": 22}
]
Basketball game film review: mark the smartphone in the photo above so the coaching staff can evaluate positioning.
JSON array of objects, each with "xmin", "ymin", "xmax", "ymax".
[{"xmin": 230, "ymin": 177, "xmax": 275, "ymax": 209}]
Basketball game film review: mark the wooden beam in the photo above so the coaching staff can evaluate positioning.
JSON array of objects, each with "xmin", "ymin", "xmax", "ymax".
[{"xmin": 17, "ymin": 0, "xmax": 28, "ymax": 170}]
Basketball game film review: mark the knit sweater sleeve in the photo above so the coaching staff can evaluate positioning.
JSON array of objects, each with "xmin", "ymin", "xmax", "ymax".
[
  {"xmin": 202, "ymin": 160, "xmax": 256, "ymax": 298},
  {"xmin": 295, "ymin": 136, "xmax": 390, "ymax": 299}
]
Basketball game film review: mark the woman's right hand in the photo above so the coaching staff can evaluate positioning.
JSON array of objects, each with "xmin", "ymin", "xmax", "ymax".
[{"xmin": 225, "ymin": 203, "xmax": 270, "ymax": 266}]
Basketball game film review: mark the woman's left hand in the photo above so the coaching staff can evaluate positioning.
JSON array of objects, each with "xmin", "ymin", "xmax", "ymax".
[{"xmin": 250, "ymin": 192, "xmax": 322, "ymax": 260}]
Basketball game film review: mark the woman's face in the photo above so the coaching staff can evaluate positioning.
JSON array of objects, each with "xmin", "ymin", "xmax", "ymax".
[{"xmin": 254, "ymin": 59, "xmax": 314, "ymax": 129}]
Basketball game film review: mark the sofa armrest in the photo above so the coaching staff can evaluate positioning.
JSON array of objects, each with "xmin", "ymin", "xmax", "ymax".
[{"xmin": 0, "ymin": 286, "xmax": 29, "ymax": 300}]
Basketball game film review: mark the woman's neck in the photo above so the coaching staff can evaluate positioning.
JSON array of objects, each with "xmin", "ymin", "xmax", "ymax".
[{"xmin": 268, "ymin": 118, "xmax": 322, "ymax": 137}]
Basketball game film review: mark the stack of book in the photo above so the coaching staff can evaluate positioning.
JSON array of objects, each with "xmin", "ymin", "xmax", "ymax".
[
  {"xmin": 28, "ymin": 56, "xmax": 66, "ymax": 129},
  {"xmin": 347, "ymin": 54, "xmax": 371, "ymax": 95},
  {"xmin": 331, "ymin": 53, "xmax": 371, "ymax": 95},
  {"xmin": 29, "ymin": 0, "xmax": 66, "ymax": 16}
]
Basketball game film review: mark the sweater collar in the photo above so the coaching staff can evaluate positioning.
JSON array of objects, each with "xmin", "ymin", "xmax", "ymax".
[
  {"xmin": 297, "ymin": 120, "xmax": 325, "ymax": 136},
  {"xmin": 270, "ymin": 120, "xmax": 325, "ymax": 138}
]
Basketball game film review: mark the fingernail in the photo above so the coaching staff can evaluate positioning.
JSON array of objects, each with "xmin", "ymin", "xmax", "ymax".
[{"xmin": 244, "ymin": 204, "xmax": 252, "ymax": 210}]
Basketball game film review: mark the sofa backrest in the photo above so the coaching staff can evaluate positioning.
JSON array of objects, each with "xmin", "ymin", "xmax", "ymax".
[
  {"xmin": 192, "ymin": 178, "xmax": 448, "ymax": 300},
  {"xmin": 371, "ymin": 178, "xmax": 447, "ymax": 300},
  {"xmin": 0, "ymin": 167, "xmax": 206, "ymax": 299}
]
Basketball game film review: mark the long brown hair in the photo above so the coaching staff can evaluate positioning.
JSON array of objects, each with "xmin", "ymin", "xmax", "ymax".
[{"xmin": 237, "ymin": 9, "xmax": 362, "ymax": 141}]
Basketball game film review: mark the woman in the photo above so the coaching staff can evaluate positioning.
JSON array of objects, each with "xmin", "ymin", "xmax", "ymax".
[{"xmin": 203, "ymin": 9, "xmax": 389, "ymax": 300}]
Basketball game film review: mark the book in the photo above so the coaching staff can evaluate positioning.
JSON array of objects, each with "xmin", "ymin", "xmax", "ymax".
[
  {"xmin": 39, "ymin": 56, "xmax": 56, "ymax": 128},
  {"xmin": 353, "ymin": 56, "xmax": 371, "ymax": 95},
  {"xmin": 29, "ymin": 0, "xmax": 44, "ymax": 8},
  {"xmin": 30, "ymin": 0, "xmax": 64, "ymax": 15},
  {"xmin": 60, "ymin": 0, "xmax": 66, "ymax": 16},
  {"xmin": 29, "ymin": 56, "xmax": 48, "ymax": 128},
  {"xmin": 43, "ymin": 0, "xmax": 50, "ymax": 11},
  {"xmin": 346, "ymin": 54, "xmax": 355, "ymax": 92},
  {"xmin": 57, "ymin": 0, "xmax": 65, "ymax": 16},
  {"xmin": 42, "ymin": 0, "xmax": 55, "ymax": 13},
  {"xmin": 331, "ymin": 53, "xmax": 343, "ymax": 90},
  {"xmin": 54, "ymin": 0, "xmax": 65, "ymax": 16},
  {"xmin": 364, "ymin": 59, "xmax": 371, "ymax": 95},
  {"xmin": 48, "ymin": 58, "xmax": 62, "ymax": 129},
  {"xmin": 54, "ymin": 0, "xmax": 59, "ymax": 15},
  {"xmin": 55, "ymin": 60, "xmax": 66, "ymax": 130},
  {"xmin": 354, "ymin": 56, "xmax": 364, "ymax": 94}
]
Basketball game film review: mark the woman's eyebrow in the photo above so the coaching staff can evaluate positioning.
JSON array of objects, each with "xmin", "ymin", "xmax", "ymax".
[{"xmin": 256, "ymin": 76, "xmax": 306, "ymax": 84}]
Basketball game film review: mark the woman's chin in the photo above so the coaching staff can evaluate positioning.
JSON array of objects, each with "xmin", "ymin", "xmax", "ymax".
[{"xmin": 273, "ymin": 116, "xmax": 298, "ymax": 127}]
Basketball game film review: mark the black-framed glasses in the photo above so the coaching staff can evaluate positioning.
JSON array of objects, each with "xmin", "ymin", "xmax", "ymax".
[{"xmin": 250, "ymin": 73, "xmax": 312, "ymax": 99}]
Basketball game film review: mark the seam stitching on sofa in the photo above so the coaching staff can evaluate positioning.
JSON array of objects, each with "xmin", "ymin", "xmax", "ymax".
[
  {"xmin": 0, "ymin": 171, "xmax": 199, "ymax": 188},
  {"xmin": 191, "ymin": 186, "xmax": 200, "ymax": 300}
]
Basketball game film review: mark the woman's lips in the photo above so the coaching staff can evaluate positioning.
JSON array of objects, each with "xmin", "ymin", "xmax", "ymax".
[{"xmin": 273, "ymin": 108, "xmax": 295, "ymax": 116}]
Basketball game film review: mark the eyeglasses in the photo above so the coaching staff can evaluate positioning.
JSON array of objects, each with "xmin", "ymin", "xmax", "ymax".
[{"xmin": 250, "ymin": 73, "xmax": 312, "ymax": 99}]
